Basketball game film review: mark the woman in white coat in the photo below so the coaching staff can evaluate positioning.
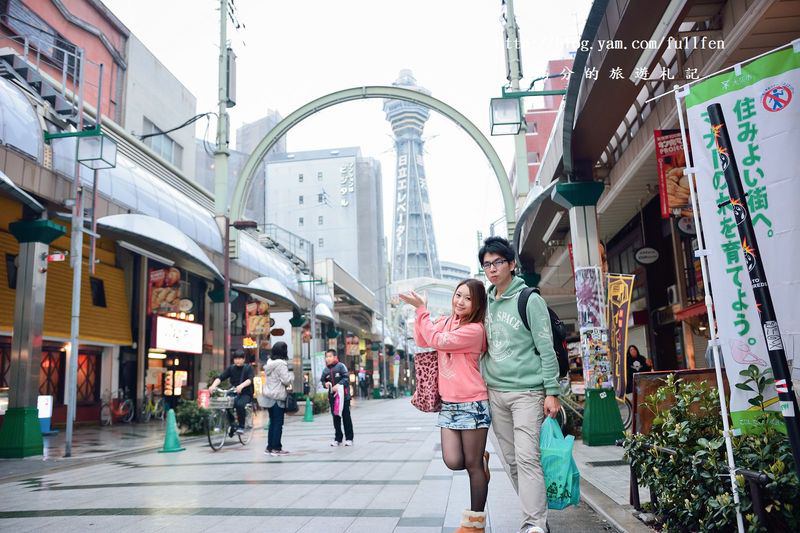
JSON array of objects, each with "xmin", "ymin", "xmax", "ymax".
[{"xmin": 262, "ymin": 342, "xmax": 293, "ymax": 456}]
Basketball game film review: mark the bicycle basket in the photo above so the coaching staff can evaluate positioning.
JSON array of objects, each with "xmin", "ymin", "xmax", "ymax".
[{"xmin": 208, "ymin": 396, "xmax": 235, "ymax": 409}]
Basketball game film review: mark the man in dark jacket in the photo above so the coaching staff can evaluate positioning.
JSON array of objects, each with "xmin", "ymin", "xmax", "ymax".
[
  {"xmin": 320, "ymin": 349, "xmax": 354, "ymax": 446},
  {"xmin": 208, "ymin": 349, "xmax": 254, "ymax": 434}
]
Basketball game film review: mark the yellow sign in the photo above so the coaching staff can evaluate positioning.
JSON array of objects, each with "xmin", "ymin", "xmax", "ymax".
[{"xmin": 242, "ymin": 337, "xmax": 257, "ymax": 349}]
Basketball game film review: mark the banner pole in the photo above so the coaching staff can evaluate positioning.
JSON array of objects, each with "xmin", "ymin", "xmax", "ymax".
[
  {"xmin": 675, "ymin": 88, "xmax": 745, "ymax": 533},
  {"xmin": 708, "ymin": 103, "xmax": 800, "ymax": 481}
]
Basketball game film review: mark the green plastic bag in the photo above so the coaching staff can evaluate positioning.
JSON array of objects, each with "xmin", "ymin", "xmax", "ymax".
[{"xmin": 540, "ymin": 417, "xmax": 581, "ymax": 510}]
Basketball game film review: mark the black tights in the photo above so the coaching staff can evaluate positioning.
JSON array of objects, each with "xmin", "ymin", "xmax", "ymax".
[{"xmin": 441, "ymin": 427, "xmax": 489, "ymax": 512}]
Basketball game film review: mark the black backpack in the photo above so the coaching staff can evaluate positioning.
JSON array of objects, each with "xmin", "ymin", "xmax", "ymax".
[{"xmin": 517, "ymin": 287, "xmax": 570, "ymax": 379}]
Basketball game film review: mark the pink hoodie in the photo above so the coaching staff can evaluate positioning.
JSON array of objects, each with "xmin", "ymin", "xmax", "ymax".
[{"xmin": 414, "ymin": 306, "xmax": 488, "ymax": 403}]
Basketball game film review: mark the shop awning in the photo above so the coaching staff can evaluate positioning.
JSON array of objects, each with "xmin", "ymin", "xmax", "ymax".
[
  {"xmin": 314, "ymin": 303, "xmax": 335, "ymax": 323},
  {"xmin": 0, "ymin": 169, "xmax": 44, "ymax": 214},
  {"xmin": 234, "ymin": 276, "xmax": 299, "ymax": 311},
  {"xmin": 97, "ymin": 214, "xmax": 222, "ymax": 281},
  {"xmin": 675, "ymin": 302, "xmax": 708, "ymax": 321},
  {"xmin": 515, "ymin": 179, "xmax": 566, "ymax": 271}
]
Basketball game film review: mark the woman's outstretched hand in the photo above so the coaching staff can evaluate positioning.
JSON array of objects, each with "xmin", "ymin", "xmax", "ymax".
[{"xmin": 399, "ymin": 291, "xmax": 426, "ymax": 309}]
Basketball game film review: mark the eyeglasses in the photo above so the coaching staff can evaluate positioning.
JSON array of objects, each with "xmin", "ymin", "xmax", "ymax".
[{"xmin": 481, "ymin": 258, "xmax": 509, "ymax": 271}]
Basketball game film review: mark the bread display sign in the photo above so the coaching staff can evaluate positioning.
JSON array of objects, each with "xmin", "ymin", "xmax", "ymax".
[
  {"xmin": 148, "ymin": 267, "xmax": 182, "ymax": 314},
  {"xmin": 654, "ymin": 129, "xmax": 693, "ymax": 219},
  {"xmin": 245, "ymin": 300, "xmax": 270, "ymax": 336}
]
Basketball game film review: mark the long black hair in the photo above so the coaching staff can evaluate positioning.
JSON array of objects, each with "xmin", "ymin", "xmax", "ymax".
[
  {"xmin": 626, "ymin": 345, "xmax": 641, "ymax": 359},
  {"xmin": 270, "ymin": 341, "xmax": 288, "ymax": 360}
]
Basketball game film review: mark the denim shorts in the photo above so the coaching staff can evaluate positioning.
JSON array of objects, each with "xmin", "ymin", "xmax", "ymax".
[{"xmin": 436, "ymin": 400, "xmax": 491, "ymax": 430}]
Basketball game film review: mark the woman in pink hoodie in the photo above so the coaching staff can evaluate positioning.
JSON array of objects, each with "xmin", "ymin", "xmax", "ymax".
[{"xmin": 400, "ymin": 278, "xmax": 491, "ymax": 532}]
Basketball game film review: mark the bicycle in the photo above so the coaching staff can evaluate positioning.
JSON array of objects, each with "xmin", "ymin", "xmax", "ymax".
[
  {"xmin": 99, "ymin": 389, "xmax": 134, "ymax": 426},
  {"xmin": 554, "ymin": 378, "xmax": 633, "ymax": 434},
  {"xmin": 205, "ymin": 389, "xmax": 254, "ymax": 451},
  {"xmin": 141, "ymin": 389, "xmax": 165, "ymax": 422}
]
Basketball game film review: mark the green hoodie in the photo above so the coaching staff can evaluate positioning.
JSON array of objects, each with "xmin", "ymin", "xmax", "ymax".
[{"xmin": 482, "ymin": 276, "xmax": 560, "ymax": 396}]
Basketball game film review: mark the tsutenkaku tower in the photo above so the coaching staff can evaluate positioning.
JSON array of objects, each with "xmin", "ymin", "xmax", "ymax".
[{"xmin": 384, "ymin": 70, "xmax": 441, "ymax": 281}]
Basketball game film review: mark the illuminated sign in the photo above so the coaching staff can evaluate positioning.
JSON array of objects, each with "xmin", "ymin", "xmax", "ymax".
[{"xmin": 154, "ymin": 316, "xmax": 203, "ymax": 354}]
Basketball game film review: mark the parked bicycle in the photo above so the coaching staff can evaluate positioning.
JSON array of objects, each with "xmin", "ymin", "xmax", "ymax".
[
  {"xmin": 140, "ymin": 389, "xmax": 165, "ymax": 422},
  {"xmin": 554, "ymin": 378, "xmax": 633, "ymax": 434},
  {"xmin": 99, "ymin": 389, "xmax": 134, "ymax": 426},
  {"xmin": 205, "ymin": 388, "xmax": 254, "ymax": 451}
]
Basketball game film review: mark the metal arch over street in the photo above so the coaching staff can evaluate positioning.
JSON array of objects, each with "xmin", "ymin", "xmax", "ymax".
[{"xmin": 228, "ymin": 86, "xmax": 516, "ymax": 239}]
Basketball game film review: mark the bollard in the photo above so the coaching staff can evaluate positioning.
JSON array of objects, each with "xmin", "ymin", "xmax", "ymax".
[
  {"xmin": 158, "ymin": 409, "xmax": 185, "ymax": 453},
  {"xmin": 303, "ymin": 397, "xmax": 314, "ymax": 422}
]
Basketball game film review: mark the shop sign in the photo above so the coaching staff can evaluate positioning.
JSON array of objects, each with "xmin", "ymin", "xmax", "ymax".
[
  {"xmin": 242, "ymin": 337, "xmax": 257, "ymax": 349},
  {"xmin": 634, "ymin": 247, "xmax": 660, "ymax": 265},
  {"xmin": 245, "ymin": 300, "xmax": 270, "ymax": 336},
  {"xmin": 148, "ymin": 267, "xmax": 182, "ymax": 314},
  {"xmin": 178, "ymin": 299, "xmax": 194, "ymax": 312},
  {"xmin": 654, "ymin": 129, "xmax": 693, "ymax": 219},
  {"xmin": 197, "ymin": 389, "xmax": 210, "ymax": 409},
  {"xmin": 339, "ymin": 161, "xmax": 355, "ymax": 207},
  {"xmin": 154, "ymin": 315, "xmax": 203, "ymax": 354}
]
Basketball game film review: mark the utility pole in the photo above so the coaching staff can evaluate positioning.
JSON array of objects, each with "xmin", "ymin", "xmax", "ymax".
[
  {"xmin": 215, "ymin": 0, "xmax": 232, "ymax": 365},
  {"xmin": 503, "ymin": 0, "xmax": 530, "ymax": 200}
]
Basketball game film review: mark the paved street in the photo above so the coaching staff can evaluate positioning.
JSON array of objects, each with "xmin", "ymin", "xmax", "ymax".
[{"xmin": 0, "ymin": 399, "xmax": 616, "ymax": 532}]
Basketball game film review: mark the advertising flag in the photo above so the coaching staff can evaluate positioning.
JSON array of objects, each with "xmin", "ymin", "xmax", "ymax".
[{"xmin": 685, "ymin": 46, "xmax": 800, "ymax": 433}]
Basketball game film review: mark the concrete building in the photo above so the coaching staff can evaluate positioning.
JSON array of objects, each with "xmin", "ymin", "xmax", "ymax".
[
  {"xmin": 264, "ymin": 147, "xmax": 386, "ymax": 304},
  {"xmin": 236, "ymin": 111, "xmax": 286, "ymax": 155},
  {"xmin": 384, "ymin": 70, "xmax": 441, "ymax": 281},
  {"xmin": 194, "ymin": 111, "xmax": 286, "ymax": 225},
  {"xmin": 525, "ymin": 58, "xmax": 572, "ymax": 185},
  {"xmin": 440, "ymin": 261, "xmax": 472, "ymax": 283},
  {"xmin": 123, "ymin": 35, "xmax": 197, "ymax": 177}
]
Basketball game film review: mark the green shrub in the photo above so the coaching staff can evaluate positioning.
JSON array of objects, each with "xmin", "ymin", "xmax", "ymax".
[
  {"xmin": 175, "ymin": 399, "xmax": 209, "ymax": 435},
  {"xmin": 623, "ymin": 370, "xmax": 799, "ymax": 532},
  {"xmin": 312, "ymin": 392, "xmax": 330, "ymax": 415}
]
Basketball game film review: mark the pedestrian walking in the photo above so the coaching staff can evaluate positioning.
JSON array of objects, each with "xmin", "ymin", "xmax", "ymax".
[
  {"xmin": 320, "ymin": 349, "xmax": 354, "ymax": 446},
  {"xmin": 479, "ymin": 236, "xmax": 561, "ymax": 533},
  {"xmin": 400, "ymin": 278, "xmax": 491, "ymax": 532},
  {"xmin": 261, "ymin": 342, "xmax": 293, "ymax": 456}
]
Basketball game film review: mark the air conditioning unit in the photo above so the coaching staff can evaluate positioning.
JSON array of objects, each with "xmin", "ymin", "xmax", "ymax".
[{"xmin": 666, "ymin": 284, "xmax": 679, "ymax": 306}]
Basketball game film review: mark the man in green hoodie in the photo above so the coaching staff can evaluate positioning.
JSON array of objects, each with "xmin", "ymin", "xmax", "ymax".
[{"xmin": 479, "ymin": 236, "xmax": 561, "ymax": 533}]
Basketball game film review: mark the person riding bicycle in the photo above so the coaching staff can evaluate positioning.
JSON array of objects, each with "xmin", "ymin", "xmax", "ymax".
[{"xmin": 208, "ymin": 349, "xmax": 254, "ymax": 434}]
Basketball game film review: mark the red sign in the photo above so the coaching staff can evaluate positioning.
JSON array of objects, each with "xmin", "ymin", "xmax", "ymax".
[
  {"xmin": 197, "ymin": 389, "xmax": 210, "ymax": 409},
  {"xmin": 654, "ymin": 129, "xmax": 692, "ymax": 219}
]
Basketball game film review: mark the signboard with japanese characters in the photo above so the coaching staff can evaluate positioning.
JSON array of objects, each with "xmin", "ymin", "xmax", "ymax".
[
  {"xmin": 339, "ymin": 161, "xmax": 355, "ymax": 207},
  {"xmin": 153, "ymin": 315, "xmax": 203, "ymax": 354},
  {"xmin": 685, "ymin": 47, "xmax": 799, "ymax": 433},
  {"xmin": 654, "ymin": 129, "xmax": 692, "ymax": 219}
]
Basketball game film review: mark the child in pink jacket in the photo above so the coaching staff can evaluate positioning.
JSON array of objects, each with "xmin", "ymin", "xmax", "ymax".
[{"xmin": 400, "ymin": 278, "xmax": 491, "ymax": 532}]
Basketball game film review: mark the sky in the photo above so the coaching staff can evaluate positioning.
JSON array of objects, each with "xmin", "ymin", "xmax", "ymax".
[{"xmin": 105, "ymin": 0, "xmax": 592, "ymax": 272}]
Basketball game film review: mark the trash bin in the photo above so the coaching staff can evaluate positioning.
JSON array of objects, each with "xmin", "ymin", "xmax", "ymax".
[{"xmin": 372, "ymin": 388, "xmax": 381, "ymax": 399}]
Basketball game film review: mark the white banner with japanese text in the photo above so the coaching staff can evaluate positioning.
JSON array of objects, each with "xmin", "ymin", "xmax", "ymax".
[{"xmin": 685, "ymin": 46, "xmax": 800, "ymax": 432}]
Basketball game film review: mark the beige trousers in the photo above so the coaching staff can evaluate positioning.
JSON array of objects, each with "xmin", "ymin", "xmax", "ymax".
[{"xmin": 488, "ymin": 389, "xmax": 547, "ymax": 530}]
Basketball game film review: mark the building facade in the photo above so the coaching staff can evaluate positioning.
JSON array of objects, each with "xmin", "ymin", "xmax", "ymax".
[
  {"xmin": 264, "ymin": 147, "xmax": 386, "ymax": 300},
  {"xmin": 384, "ymin": 70, "xmax": 441, "ymax": 281},
  {"xmin": 439, "ymin": 261, "xmax": 472, "ymax": 283}
]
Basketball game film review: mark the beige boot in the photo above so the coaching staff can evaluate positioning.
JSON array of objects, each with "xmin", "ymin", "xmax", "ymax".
[{"xmin": 454, "ymin": 509, "xmax": 486, "ymax": 532}]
